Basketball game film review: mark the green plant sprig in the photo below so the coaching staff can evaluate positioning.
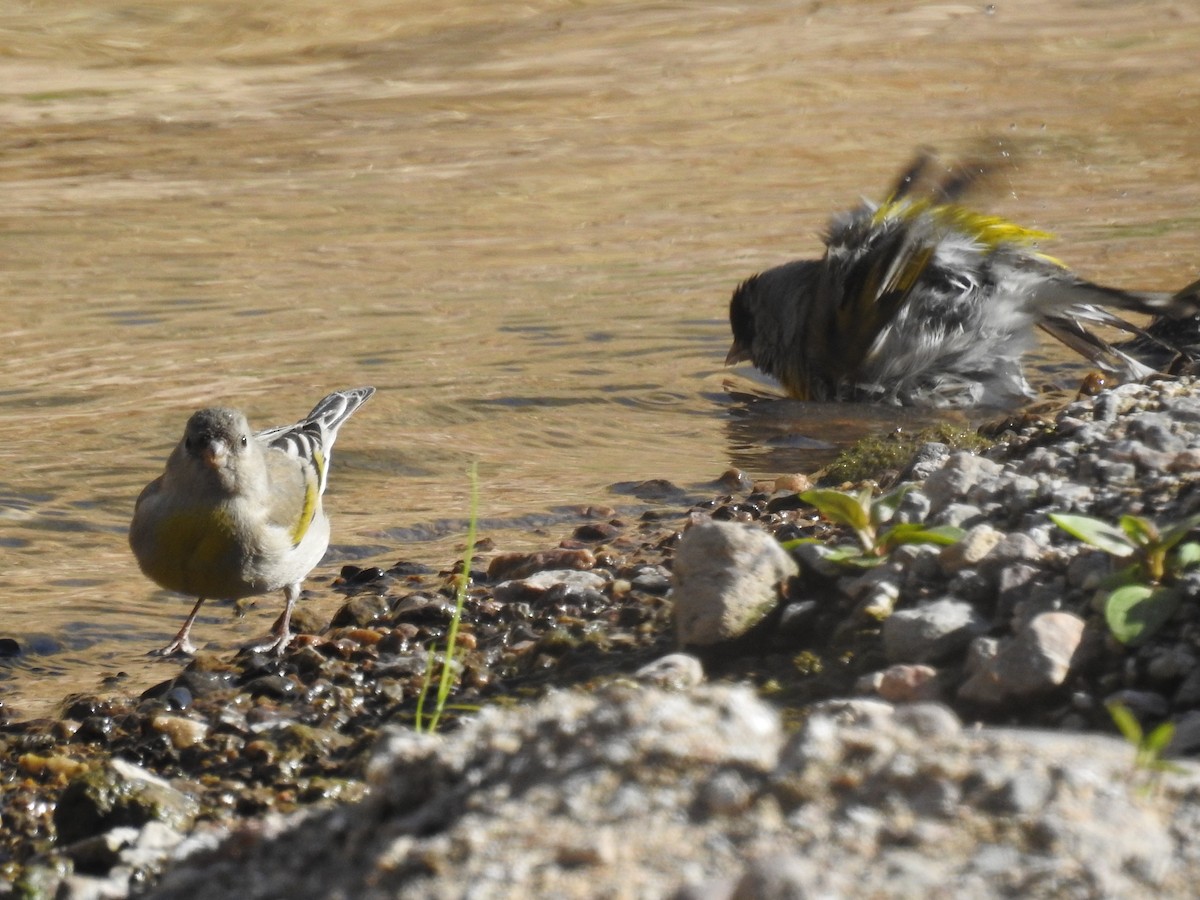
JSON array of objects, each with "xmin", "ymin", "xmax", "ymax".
[
  {"xmin": 1107, "ymin": 700, "xmax": 1186, "ymax": 776},
  {"xmin": 414, "ymin": 461, "xmax": 480, "ymax": 734},
  {"xmin": 786, "ymin": 485, "xmax": 964, "ymax": 567},
  {"xmin": 1050, "ymin": 511, "xmax": 1200, "ymax": 645}
]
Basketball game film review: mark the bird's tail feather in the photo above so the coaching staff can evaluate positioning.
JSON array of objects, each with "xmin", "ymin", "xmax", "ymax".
[
  {"xmin": 301, "ymin": 387, "xmax": 377, "ymax": 437},
  {"xmin": 1039, "ymin": 273, "xmax": 1200, "ymax": 378},
  {"xmin": 257, "ymin": 387, "xmax": 376, "ymax": 491},
  {"xmin": 1038, "ymin": 313, "xmax": 1158, "ymax": 380}
]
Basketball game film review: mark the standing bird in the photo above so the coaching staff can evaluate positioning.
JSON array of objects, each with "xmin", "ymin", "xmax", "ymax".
[
  {"xmin": 130, "ymin": 387, "xmax": 375, "ymax": 656},
  {"xmin": 726, "ymin": 152, "xmax": 1200, "ymax": 407}
]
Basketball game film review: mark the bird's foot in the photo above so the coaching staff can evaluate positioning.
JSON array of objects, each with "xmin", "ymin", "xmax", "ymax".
[
  {"xmin": 149, "ymin": 636, "xmax": 196, "ymax": 657},
  {"xmin": 248, "ymin": 631, "xmax": 293, "ymax": 657}
]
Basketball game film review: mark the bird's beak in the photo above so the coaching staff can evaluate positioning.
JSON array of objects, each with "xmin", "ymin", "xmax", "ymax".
[
  {"xmin": 200, "ymin": 440, "xmax": 228, "ymax": 470},
  {"xmin": 725, "ymin": 340, "xmax": 751, "ymax": 366}
]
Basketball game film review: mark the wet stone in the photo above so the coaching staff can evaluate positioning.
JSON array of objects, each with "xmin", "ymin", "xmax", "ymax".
[
  {"xmin": 571, "ymin": 521, "xmax": 624, "ymax": 542},
  {"xmin": 242, "ymin": 675, "xmax": 299, "ymax": 700},
  {"xmin": 336, "ymin": 565, "xmax": 388, "ymax": 587},
  {"xmin": 329, "ymin": 593, "xmax": 391, "ymax": 628},
  {"xmin": 628, "ymin": 565, "xmax": 672, "ymax": 595},
  {"xmin": 486, "ymin": 548, "xmax": 596, "ymax": 581},
  {"xmin": 149, "ymin": 715, "xmax": 208, "ymax": 750},
  {"xmin": 53, "ymin": 759, "xmax": 198, "ymax": 845},
  {"xmin": 492, "ymin": 569, "xmax": 608, "ymax": 603},
  {"xmin": 390, "ymin": 593, "xmax": 455, "ymax": 623}
]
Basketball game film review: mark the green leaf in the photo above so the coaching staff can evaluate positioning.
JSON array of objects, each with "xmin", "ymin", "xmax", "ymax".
[
  {"xmin": 1105, "ymin": 583, "xmax": 1182, "ymax": 645},
  {"xmin": 1174, "ymin": 541, "xmax": 1200, "ymax": 571},
  {"xmin": 870, "ymin": 484, "xmax": 913, "ymax": 527},
  {"xmin": 1099, "ymin": 563, "xmax": 1144, "ymax": 591},
  {"xmin": 884, "ymin": 523, "xmax": 966, "ymax": 547},
  {"xmin": 1159, "ymin": 512, "xmax": 1200, "ymax": 552},
  {"xmin": 1118, "ymin": 514, "xmax": 1159, "ymax": 548},
  {"xmin": 1050, "ymin": 512, "xmax": 1136, "ymax": 557},
  {"xmin": 1106, "ymin": 701, "xmax": 1143, "ymax": 745},
  {"xmin": 1143, "ymin": 720, "xmax": 1176, "ymax": 755},
  {"xmin": 801, "ymin": 489, "xmax": 872, "ymax": 532},
  {"xmin": 779, "ymin": 537, "xmax": 820, "ymax": 551}
]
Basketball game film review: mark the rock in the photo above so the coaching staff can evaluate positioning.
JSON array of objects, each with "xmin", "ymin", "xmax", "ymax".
[
  {"xmin": 1146, "ymin": 646, "xmax": 1199, "ymax": 683},
  {"xmin": 571, "ymin": 521, "xmax": 625, "ymax": 542},
  {"xmin": 881, "ymin": 598, "xmax": 989, "ymax": 664},
  {"xmin": 672, "ymin": 521, "xmax": 797, "ymax": 647},
  {"xmin": 899, "ymin": 441, "xmax": 951, "ymax": 481},
  {"xmin": 54, "ymin": 759, "xmax": 198, "ymax": 845},
  {"xmin": 891, "ymin": 702, "xmax": 962, "ymax": 739},
  {"xmin": 328, "ymin": 593, "xmax": 391, "ymax": 628},
  {"xmin": 629, "ymin": 564, "xmax": 672, "ymax": 595},
  {"xmin": 493, "ymin": 569, "xmax": 608, "ymax": 603},
  {"xmin": 59, "ymin": 821, "xmax": 187, "ymax": 900},
  {"xmin": 133, "ymin": 683, "xmax": 1200, "ymax": 900},
  {"xmin": 938, "ymin": 524, "xmax": 1004, "ymax": 574},
  {"xmin": 772, "ymin": 473, "xmax": 812, "ymax": 494},
  {"xmin": 61, "ymin": 825, "xmax": 143, "ymax": 871},
  {"xmin": 149, "ymin": 715, "xmax": 208, "ymax": 750},
  {"xmin": 1174, "ymin": 668, "xmax": 1200, "ymax": 707},
  {"xmin": 959, "ymin": 612, "xmax": 1086, "ymax": 704},
  {"xmin": 874, "ymin": 664, "xmax": 941, "ymax": 703},
  {"xmin": 634, "ymin": 653, "xmax": 705, "ymax": 690},
  {"xmin": 1167, "ymin": 711, "xmax": 1200, "ymax": 756},
  {"xmin": 934, "ymin": 502, "xmax": 985, "ymax": 529},
  {"xmin": 486, "ymin": 548, "xmax": 596, "ymax": 581},
  {"xmin": 731, "ymin": 854, "xmax": 847, "ymax": 899},
  {"xmin": 922, "ymin": 453, "xmax": 1002, "ymax": 512},
  {"xmin": 1104, "ymin": 689, "xmax": 1169, "ymax": 720}
]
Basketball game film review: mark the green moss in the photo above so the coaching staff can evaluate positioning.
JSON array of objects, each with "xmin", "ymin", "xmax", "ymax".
[
  {"xmin": 792, "ymin": 651, "xmax": 824, "ymax": 676},
  {"xmin": 821, "ymin": 424, "xmax": 993, "ymax": 485}
]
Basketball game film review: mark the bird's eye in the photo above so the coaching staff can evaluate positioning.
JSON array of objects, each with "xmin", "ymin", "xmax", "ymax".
[{"xmin": 239, "ymin": 435, "xmax": 248, "ymax": 448}]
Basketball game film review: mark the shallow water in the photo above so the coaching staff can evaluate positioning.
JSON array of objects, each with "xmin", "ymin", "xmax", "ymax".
[{"xmin": 2, "ymin": 0, "xmax": 1199, "ymax": 717}]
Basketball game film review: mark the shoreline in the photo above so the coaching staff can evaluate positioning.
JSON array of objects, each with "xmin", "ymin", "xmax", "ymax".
[{"xmin": 8, "ymin": 376, "xmax": 1200, "ymax": 897}]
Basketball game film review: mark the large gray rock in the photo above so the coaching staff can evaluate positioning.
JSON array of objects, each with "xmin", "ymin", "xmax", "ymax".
[
  {"xmin": 143, "ymin": 685, "xmax": 1200, "ymax": 900},
  {"xmin": 672, "ymin": 521, "xmax": 797, "ymax": 646}
]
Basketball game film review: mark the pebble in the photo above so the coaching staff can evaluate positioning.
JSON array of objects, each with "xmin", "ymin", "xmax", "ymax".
[
  {"xmin": 936, "ymin": 525, "xmax": 1003, "ymax": 573},
  {"xmin": 486, "ymin": 548, "xmax": 596, "ymax": 581},
  {"xmin": 671, "ymin": 521, "xmax": 798, "ymax": 647},
  {"xmin": 634, "ymin": 653, "xmax": 705, "ymax": 690},
  {"xmin": 960, "ymin": 612, "xmax": 1085, "ymax": 704},
  {"xmin": 493, "ymin": 569, "xmax": 608, "ymax": 603},
  {"xmin": 881, "ymin": 598, "xmax": 989, "ymax": 664},
  {"xmin": 53, "ymin": 758, "xmax": 199, "ymax": 845},
  {"xmin": 922, "ymin": 453, "xmax": 1003, "ymax": 512},
  {"xmin": 149, "ymin": 715, "xmax": 209, "ymax": 750},
  {"xmin": 875, "ymin": 664, "xmax": 941, "ymax": 703}
]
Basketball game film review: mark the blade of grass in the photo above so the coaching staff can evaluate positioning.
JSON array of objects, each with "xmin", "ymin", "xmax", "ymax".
[{"xmin": 415, "ymin": 460, "xmax": 480, "ymax": 734}]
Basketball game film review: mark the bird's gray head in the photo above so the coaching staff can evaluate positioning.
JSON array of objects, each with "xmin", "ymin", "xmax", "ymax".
[{"xmin": 179, "ymin": 407, "xmax": 255, "ymax": 494}]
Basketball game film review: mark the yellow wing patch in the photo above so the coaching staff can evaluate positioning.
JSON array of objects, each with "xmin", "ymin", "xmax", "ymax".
[
  {"xmin": 872, "ymin": 198, "xmax": 1056, "ymax": 255},
  {"xmin": 290, "ymin": 449, "xmax": 323, "ymax": 546},
  {"xmin": 929, "ymin": 205, "xmax": 1053, "ymax": 249}
]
